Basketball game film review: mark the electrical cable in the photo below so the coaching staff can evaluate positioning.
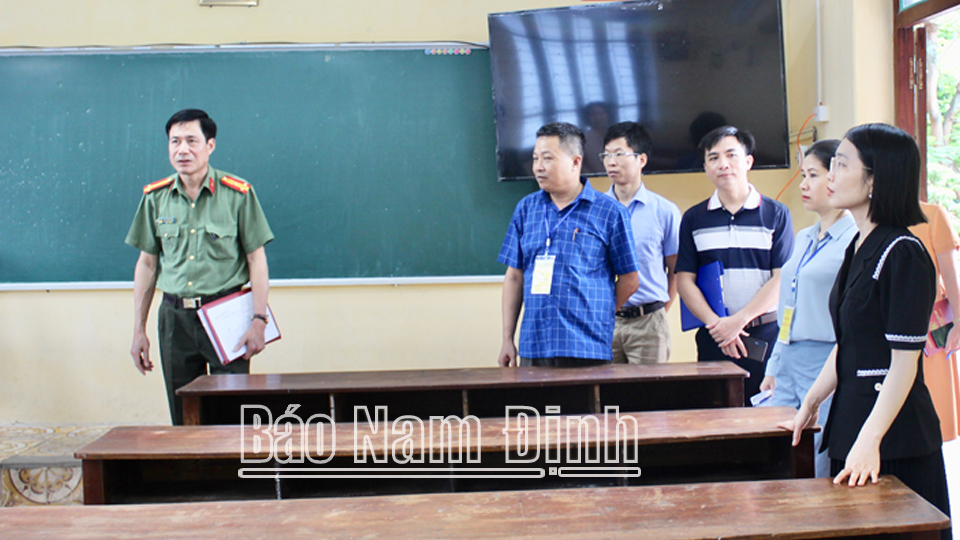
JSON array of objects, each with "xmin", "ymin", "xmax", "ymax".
[{"xmin": 776, "ymin": 113, "xmax": 816, "ymax": 201}]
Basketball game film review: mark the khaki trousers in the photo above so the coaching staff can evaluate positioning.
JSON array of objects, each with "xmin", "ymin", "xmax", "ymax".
[{"xmin": 611, "ymin": 309, "xmax": 670, "ymax": 364}]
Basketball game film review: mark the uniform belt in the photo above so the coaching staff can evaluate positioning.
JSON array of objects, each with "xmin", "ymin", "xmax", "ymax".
[
  {"xmin": 162, "ymin": 286, "xmax": 242, "ymax": 310},
  {"xmin": 616, "ymin": 301, "xmax": 664, "ymax": 319},
  {"xmin": 744, "ymin": 311, "xmax": 778, "ymax": 329}
]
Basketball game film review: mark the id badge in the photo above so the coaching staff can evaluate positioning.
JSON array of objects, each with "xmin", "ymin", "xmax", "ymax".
[
  {"xmin": 531, "ymin": 255, "xmax": 556, "ymax": 295},
  {"xmin": 777, "ymin": 306, "xmax": 795, "ymax": 344}
]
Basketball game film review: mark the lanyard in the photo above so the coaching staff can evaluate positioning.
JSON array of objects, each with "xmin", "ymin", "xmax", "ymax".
[
  {"xmin": 542, "ymin": 198, "xmax": 582, "ymax": 255},
  {"xmin": 790, "ymin": 233, "xmax": 830, "ymax": 297}
]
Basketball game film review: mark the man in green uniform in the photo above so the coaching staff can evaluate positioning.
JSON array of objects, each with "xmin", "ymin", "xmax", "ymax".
[{"xmin": 126, "ymin": 109, "xmax": 274, "ymax": 425}]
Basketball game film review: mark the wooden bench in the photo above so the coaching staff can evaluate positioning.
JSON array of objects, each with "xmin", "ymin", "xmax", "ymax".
[
  {"xmin": 76, "ymin": 406, "xmax": 814, "ymax": 504},
  {"xmin": 176, "ymin": 361, "xmax": 748, "ymax": 425},
  {"xmin": 0, "ymin": 477, "xmax": 948, "ymax": 539}
]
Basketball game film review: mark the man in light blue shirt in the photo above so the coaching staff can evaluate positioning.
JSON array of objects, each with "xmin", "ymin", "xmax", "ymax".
[{"xmin": 602, "ymin": 122, "xmax": 681, "ymax": 364}]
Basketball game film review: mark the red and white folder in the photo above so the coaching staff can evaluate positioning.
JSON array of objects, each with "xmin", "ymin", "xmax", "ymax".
[{"xmin": 197, "ymin": 288, "xmax": 281, "ymax": 364}]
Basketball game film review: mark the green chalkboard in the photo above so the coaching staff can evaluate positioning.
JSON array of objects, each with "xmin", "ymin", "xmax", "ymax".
[{"xmin": 0, "ymin": 48, "xmax": 534, "ymax": 284}]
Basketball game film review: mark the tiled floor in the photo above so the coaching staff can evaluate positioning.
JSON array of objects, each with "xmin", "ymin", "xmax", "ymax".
[{"xmin": 0, "ymin": 424, "xmax": 112, "ymax": 507}]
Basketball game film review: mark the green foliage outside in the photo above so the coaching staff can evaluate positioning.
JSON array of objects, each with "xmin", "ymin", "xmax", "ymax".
[{"xmin": 927, "ymin": 11, "xmax": 960, "ymax": 233}]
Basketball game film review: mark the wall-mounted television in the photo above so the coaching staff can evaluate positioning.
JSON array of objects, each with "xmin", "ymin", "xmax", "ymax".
[{"xmin": 488, "ymin": 0, "xmax": 789, "ymax": 181}]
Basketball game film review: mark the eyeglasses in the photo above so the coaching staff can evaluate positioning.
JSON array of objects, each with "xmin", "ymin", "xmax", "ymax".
[
  {"xmin": 599, "ymin": 152, "xmax": 640, "ymax": 162},
  {"xmin": 829, "ymin": 157, "xmax": 872, "ymax": 174}
]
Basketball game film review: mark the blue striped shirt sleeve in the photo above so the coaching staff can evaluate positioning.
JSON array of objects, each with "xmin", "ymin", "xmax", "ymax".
[{"xmin": 498, "ymin": 205, "xmax": 524, "ymax": 269}]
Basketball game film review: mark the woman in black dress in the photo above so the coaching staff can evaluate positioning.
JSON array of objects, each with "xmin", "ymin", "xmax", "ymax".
[{"xmin": 781, "ymin": 124, "xmax": 950, "ymax": 536}]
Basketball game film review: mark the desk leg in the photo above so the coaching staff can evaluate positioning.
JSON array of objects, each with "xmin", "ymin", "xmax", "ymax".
[
  {"xmin": 726, "ymin": 379, "xmax": 745, "ymax": 408},
  {"xmin": 182, "ymin": 396, "xmax": 201, "ymax": 426},
  {"xmin": 792, "ymin": 431, "xmax": 815, "ymax": 478},
  {"xmin": 273, "ymin": 459, "xmax": 283, "ymax": 500},
  {"xmin": 82, "ymin": 460, "xmax": 106, "ymax": 505}
]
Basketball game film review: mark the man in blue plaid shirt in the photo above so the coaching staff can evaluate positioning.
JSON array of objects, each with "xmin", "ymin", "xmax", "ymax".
[{"xmin": 498, "ymin": 123, "xmax": 639, "ymax": 367}]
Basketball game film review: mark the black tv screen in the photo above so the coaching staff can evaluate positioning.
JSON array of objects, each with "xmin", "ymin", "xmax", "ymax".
[{"xmin": 488, "ymin": 0, "xmax": 789, "ymax": 181}]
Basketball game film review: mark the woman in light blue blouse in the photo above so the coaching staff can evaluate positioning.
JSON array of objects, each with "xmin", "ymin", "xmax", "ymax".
[{"xmin": 759, "ymin": 139, "xmax": 856, "ymax": 477}]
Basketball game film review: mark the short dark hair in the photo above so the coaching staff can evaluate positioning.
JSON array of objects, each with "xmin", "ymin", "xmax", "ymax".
[
  {"xmin": 166, "ymin": 109, "xmax": 217, "ymax": 141},
  {"xmin": 843, "ymin": 123, "xmax": 926, "ymax": 228},
  {"xmin": 537, "ymin": 122, "xmax": 585, "ymax": 157},
  {"xmin": 603, "ymin": 122, "xmax": 653, "ymax": 158},
  {"xmin": 804, "ymin": 139, "xmax": 840, "ymax": 170},
  {"xmin": 698, "ymin": 125, "xmax": 755, "ymax": 159}
]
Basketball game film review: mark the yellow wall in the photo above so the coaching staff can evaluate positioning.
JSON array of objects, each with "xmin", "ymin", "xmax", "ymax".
[
  {"xmin": 0, "ymin": 0, "xmax": 895, "ymax": 424},
  {"xmin": 819, "ymin": 0, "xmax": 896, "ymax": 140}
]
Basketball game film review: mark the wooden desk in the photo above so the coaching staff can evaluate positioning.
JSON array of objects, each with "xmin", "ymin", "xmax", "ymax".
[
  {"xmin": 77, "ymin": 406, "xmax": 814, "ymax": 505},
  {"xmin": 176, "ymin": 362, "xmax": 748, "ymax": 425},
  {"xmin": 0, "ymin": 478, "xmax": 948, "ymax": 539}
]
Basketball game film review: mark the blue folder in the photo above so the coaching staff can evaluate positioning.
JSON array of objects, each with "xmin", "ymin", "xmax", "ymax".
[{"xmin": 680, "ymin": 260, "xmax": 728, "ymax": 332}]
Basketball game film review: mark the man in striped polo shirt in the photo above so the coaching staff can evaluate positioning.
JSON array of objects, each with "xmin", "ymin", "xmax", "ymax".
[{"xmin": 676, "ymin": 126, "xmax": 794, "ymax": 401}]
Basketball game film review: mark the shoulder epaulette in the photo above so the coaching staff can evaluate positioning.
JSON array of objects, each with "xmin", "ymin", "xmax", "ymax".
[
  {"xmin": 143, "ymin": 176, "xmax": 174, "ymax": 194},
  {"xmin": 220, "ymin": 176, "xmax": 251, "ymax": 194}
]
